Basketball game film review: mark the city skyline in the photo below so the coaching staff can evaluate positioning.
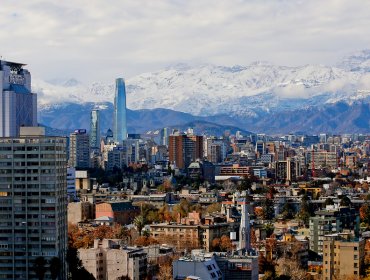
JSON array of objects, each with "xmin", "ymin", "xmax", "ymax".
[{"xmin": 1, "ymin": 1, "xmax": 370, "ymax": 83}]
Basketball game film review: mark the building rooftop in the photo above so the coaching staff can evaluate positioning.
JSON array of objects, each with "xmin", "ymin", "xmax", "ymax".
[
  {"xmin": 0, "ymin": 60, "xmax": 26, "ymax": 70},
  {"xmin": 105, "ymin": 201, "xmax": 138, "ymax": 211}
]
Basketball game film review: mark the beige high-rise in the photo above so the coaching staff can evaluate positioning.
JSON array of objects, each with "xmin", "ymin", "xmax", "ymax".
[{"xmin": 322, "ymin": 233, "xmax": 364, "ymax": 280}]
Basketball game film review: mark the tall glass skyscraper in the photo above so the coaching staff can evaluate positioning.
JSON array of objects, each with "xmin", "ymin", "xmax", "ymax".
[
  {"xmin": 113, "ymin": 78, "xmax": 127, "ymax": 142},
  {"xmin": 90, "ymin": 109, "xmax": 100, "ymax": 148}
]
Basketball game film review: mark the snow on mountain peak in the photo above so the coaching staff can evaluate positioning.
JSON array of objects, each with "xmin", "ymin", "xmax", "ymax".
[
  {"xmin": 338, "ymin": 49, "xmax": 370, "ymax": 72},
  {"xmin": 35, "ymin": 50, "xmax": 370, "ymax": 117}
]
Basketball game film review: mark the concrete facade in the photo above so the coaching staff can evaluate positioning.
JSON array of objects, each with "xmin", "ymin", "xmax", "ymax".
[
  {"xmin": 69, "ymin": 129, "xmax": 90, "ymax": 169},
  {"xmin": 68, "ymin": 201, "xmax": 94, "ymax": 224},
  {"xmin": 322, "ymin": 234, "xmax": 365, "ymax": 280},
  {"xmin": 79, "ymin": 239, "xmax": 147, "ymax": 280},
  {"xmin": 0, "ymin": 128, "xmax": 67, "ymax": 279},
  {"xmin": 150, "ymin": 211, "xmax": 235, "ymax": 252}
]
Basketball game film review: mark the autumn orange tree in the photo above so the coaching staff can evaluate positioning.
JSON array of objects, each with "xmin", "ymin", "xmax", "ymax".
[
  {"xmin": 360, "ymin": 204, "xmax": 370, "ymax": 228},
  {"xmin": 68, "ymin": 224, "xmax": 127, "ymax": 249},
  {"xmin": 93, "ymin": 225, "xmax": 115, "ymax": 240},
  {"xmin": 134, "ymin": 236, "xmax": 159, "ymax": 247},
  {"xmin": 157, "ymin": 255, "xmax": 178, "ymax": 280},
  {"xmin": 68, "ymin": 223, "xmax": 94, "ymax": 249},
  {"xmin": 211, "ymin": 235, "xmax": 234, "ymax": 252},
  {"xmin": 158, "ymin": 204, "xmax": 173, "ymax": 223},
  {"xmin": 254, "ymin": 206, "xmax": 264, "ymax": 220},
  {"xmin": 172, "ymin": 199, "xmax": 191, "ymax": 220},
  {"xmin": 205, "ymin": 203, "xmax": 221, "ymax": 214}
]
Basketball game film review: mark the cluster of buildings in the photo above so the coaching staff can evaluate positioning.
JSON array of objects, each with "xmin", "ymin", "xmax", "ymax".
[{"xmin": 2, "ymin": 58, "xmax": 370, "ymax": 279}]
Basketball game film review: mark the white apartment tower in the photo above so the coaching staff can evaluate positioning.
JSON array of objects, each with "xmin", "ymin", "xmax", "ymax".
[{"xmin": 0, "ymin": 60, "xmax": 37, "ymax": 137}]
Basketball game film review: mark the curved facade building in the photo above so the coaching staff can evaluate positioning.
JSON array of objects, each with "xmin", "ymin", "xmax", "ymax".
[{"xmin": 113, "ymin": 78, "xmax": 127, "ymax": 142}]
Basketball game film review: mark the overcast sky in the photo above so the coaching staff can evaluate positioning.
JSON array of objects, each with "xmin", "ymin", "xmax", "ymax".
[{"xmin": 1, "ymin": 0, "xmax": 370, "ymax": 83}]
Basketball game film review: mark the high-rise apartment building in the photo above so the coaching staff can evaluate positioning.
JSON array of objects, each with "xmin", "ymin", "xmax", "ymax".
[
  {"xmin": 169, "ymin": 132, "xmax": 203, "ymax": 169},
  {"xmin": 0, "ymin": 60, "xmax": 37, "ymax": 137},
  {"xmin": 275, "ymin": 158, "xmax": 301, "ymax": 181},
  {"xmin": 309, "ymin": 206, "xmax": 360, "ymax": 255},
  {"xmin": 205, "ymin": 137, "xmax": 226, "ymax": 164},
  {"xmin": 322, "ymin": 233, "xmax": 364, "ymax": 280},
  {"xmin": 306, "ymin": 150, "xmax": 338, "ymax": 169},
  {"xmin": 113, "ymin": 78, "xmax": 127, "ymax": 143},
  {"xmin": 69, "ymin": 129, "xmax": 90, "ymax": 169},
  {"xmin": 90, "ymin": 109, "xmax": 100, "ymax": 149},
  {"xmin": 0, "ymin": 127, "xmax": 67, "ymax": 279}
]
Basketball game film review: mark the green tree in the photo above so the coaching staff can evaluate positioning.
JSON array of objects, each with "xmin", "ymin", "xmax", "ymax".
[
  {"xmin": 133, "ymin": 215, "xmax": 145, "ymax": 236},
  {"xmin": 263, "ymin": 198, "xmax": 275, "ymax": 220},
  {"xmin": 237, "ymin": 176, "xmax": 253, "ymax": 192},
  {"xmin": 297, "ymin": 195, "xmax": 312, "ymax": 226},
  {"xmin": 49, "ymin": 257, "xmax": 61, "ymax": 280},
  {"xmin": 281, "ymin": 202, "xmax": 295, "ymax": 220},
  {"xmin": 324, "ymin": 197, "xmax": 335, "ymax": 206},
  {"xmin": 264, "ymin": 223, "xmax": 275, "ymax": 238},
  {"xmin": 259, "ymin": 254, "xmax": 276, "ymax": 276},
  {"xmin": 33, "ymin": 256, "xmax": 47, "ymax": 280},
  {"xmin": 339, "ymin": 195, "xmax": 351, "ymax": 207}
]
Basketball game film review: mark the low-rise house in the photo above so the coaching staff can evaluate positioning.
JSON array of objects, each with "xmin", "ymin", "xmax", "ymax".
[
  {"xmin": 79, "ymin": 239, "xmax": 147, "ymax": 280},
  {"xmin": 95, "ymin": 201, "xmax": 139, "ymax": 225},
  {"xmin": 150, "ymin": 211, "xmax": 236, "ymax": 252}
]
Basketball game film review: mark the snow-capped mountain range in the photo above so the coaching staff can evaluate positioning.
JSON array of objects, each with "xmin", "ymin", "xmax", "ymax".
[{"xmin": 36, "ymin": 50, "xmax": 370, "ymax": 134}]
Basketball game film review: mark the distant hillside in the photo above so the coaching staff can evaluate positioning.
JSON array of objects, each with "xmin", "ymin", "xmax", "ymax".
[
  {"xmin": 38, "ymin": 102, "xmax": 250, "ymax": 135},
  {"xmin": 243, "ymin": 101, "xmax": 370, "ymax": 134},
  {"xmin": 38, "ymin": 101, "xmax": 370, "ymax": 135}
]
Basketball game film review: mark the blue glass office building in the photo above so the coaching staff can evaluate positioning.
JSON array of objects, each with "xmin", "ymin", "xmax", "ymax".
[{"xmin": 113, "ymin": 78, "xmax": 127, "ymax": 142}]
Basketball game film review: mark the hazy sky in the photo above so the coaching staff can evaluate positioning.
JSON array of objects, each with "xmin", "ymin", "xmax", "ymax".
[{"xmin": 1, "ymin": 0, "xmax": 370, "ymax": 83}]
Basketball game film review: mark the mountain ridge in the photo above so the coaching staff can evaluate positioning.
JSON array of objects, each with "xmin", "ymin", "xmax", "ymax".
[{"xmin": 36, "ymin": 49, "xmax": 370, "ymax": 134}]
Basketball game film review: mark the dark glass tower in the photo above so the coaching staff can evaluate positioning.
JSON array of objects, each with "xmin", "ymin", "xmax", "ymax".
[{"xmin": 113, "ymin": 78, "xmax": 127, "ymax": 142}]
